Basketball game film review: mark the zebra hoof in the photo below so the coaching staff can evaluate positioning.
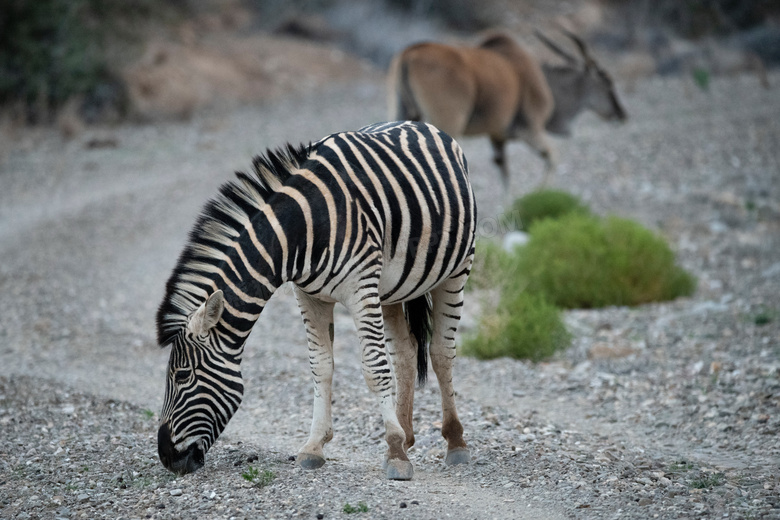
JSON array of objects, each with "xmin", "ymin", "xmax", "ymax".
[
  {"xmin": 445, "ymin": 447, "xmax": 470, "ymax": 466},
  {"xmin": 385, "ymin": 459, "xmax": 414, "ymax": 480},
  {"xmin": 297, "ymin": 453, "xmax": 326, "ymax": 470}
]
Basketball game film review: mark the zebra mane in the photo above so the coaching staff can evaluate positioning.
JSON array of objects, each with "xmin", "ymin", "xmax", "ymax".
[{"xmin": 155, "ymin": 142, "xmax": 310, "ymax": 346}]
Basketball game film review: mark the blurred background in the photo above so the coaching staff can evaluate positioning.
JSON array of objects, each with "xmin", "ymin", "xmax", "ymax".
[
  {"xmin": 1, "ymin": 5, "xmax": 779, "ymax": 518},
  {"xmin": 1, "ymin": 0, "xmax": 778, "ymax": 127}
]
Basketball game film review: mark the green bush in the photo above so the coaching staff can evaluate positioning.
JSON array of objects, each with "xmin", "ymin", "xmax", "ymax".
[
  {"xmin": 692, "ymin": 67, "xmax": 710, "ymax": 91},
  {"xmin": 241, "ymin": 465, "xmax": 275, "ymax": 487},
  {"xmin": 461, "ymin": 291, "xmax": 570, "ymax": 361},
  {"xmin": 752, "ymin": 307, "xmax": 775, "ymax": 326},
  {"xmin": 343, "ymin": 501, "xmax": 369, "ymax": 514},
  {"xmin": 465, "ymin": 239, "xmax": 514, "ymax": 292},
  {"xmin": 463, "ymin": 193, "xmax": 695, "ymax": 361},
  {"xmin": 0, "ymin": 0, "xmax": 177, "ymax": 122},
  {"xmin": 0, "ymin": 0, "xmax": 105, "ymax": 120},
  {"xmin": 517, "ymin": 214, "xmax": 696, "ymax": 308},
  {"xmin": 503, "ymin": 189, "xmax": 590, "ymax": 232}
]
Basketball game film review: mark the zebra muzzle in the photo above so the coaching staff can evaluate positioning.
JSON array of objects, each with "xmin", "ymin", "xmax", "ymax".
[{"xmin": 158, "ymin": 423, "xmax": 206, "ymax": 475}]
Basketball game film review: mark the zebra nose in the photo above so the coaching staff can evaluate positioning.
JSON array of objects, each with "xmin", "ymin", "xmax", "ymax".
[{"xmin": 158, "ymin": 423, "xmax": 205, "ymax": 475}]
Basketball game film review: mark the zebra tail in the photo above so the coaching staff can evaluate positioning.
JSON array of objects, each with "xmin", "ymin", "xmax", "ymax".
[{"xmin": 404, "ymin": 294, "xmax": 433, "ymax": 387}]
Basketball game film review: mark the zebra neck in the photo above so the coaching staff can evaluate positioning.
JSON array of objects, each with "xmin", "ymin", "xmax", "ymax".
[{"xmin": 212, "ymin": 201, "xmax": 308, "ymax": 345}]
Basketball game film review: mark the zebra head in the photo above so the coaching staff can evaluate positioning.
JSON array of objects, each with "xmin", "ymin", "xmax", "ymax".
[{"xmin": 157, "ymin": 290, "xmax": 245, "ymax": 474}]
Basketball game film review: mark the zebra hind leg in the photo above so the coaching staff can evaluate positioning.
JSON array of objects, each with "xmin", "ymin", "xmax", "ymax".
[
  {"xmin": 382, "ymin": 303, "xmax": 417, "ymax": 453},
  {"xmin": 430, "ymin": 267, "xmax": 472, "ymax": 466},
  {"xmin": 294, "ymin": 288, "xmax": 336, "ymax": 470},
  {"xmin": 347, "ymin": 289, "xmax": 413, "ymax": 480}
]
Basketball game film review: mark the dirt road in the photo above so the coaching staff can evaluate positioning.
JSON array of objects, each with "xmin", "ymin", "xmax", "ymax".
[{"xmin": 1, "ymin": 73, "xmax": 779, "ymax": 519}]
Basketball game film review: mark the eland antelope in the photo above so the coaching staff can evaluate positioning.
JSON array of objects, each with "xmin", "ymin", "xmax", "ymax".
[{"xmin": 389, "ymin": 30, "xmax": 627, "ymax": 186}]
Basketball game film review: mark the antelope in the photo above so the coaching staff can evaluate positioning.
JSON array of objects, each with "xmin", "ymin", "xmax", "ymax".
[{"xmin": 388, "ymin": 30, "xmax": 628, "ymax": 186}]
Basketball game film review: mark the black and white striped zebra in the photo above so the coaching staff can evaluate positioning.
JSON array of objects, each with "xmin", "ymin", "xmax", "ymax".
[{"xmin": 156, "ymin": 121, "xmax": 476, "ymax": 480}]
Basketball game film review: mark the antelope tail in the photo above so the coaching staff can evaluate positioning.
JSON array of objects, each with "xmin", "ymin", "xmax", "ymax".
[{"xmin": 388, "ymin": 54, "xmax": 421, "ymax": 122}]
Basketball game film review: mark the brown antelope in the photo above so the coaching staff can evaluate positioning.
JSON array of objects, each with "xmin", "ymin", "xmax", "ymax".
[{"xmin": 388, "ymin": 30, "xmax": 627, "ymax": 186}]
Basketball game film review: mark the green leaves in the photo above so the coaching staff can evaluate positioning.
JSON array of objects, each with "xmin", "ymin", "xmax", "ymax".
[
  {"xmin": 462, "ymin": 291, "xmax": 570, "ymax": 361},
  {"xmin": 343, "ymin": 502, "xmax": 369, "ymax": 513},
  {"xmin": 465, "ymin": 191, "xmax": 696, "ymax": 361},
  {"xmin": 519, "ymin": 214, "xmax": 696, "ymax": 309},
  {"xmin": 0, "ymin": 0, "xmax": 104, "ymax": 118},
  {"xmin": 241, "ymin": 466, "xmax": 275, "ymax": 487}
]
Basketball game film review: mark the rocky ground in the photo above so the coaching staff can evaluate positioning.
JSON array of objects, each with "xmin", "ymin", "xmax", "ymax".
[{"xmin": 1, "ymin": 66, "xmax": 779, "ymax": 519}]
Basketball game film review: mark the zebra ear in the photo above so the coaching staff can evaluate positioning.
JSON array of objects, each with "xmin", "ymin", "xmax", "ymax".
[{"xmin": 188, "ymin": 290, "xmax": 225, "ymax": 336}]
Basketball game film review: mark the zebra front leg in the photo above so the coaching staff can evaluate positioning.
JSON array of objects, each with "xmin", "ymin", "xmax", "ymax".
[
  {"xmin": 430, "ymin": 267, "xmax": 472, "ymax": 466},
  {"xmin": 382, "ymin": 303, "xmax": 417, "ymax": 452},
  {"xmin": 346, "ymin": 292, "xmax": 413, "ymax": 480},
  {"xmin": 294, "ymin": 288, "xmax": 336, "ymax": 470}
]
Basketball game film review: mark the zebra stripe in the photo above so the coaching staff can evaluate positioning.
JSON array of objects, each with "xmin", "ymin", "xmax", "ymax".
[{"xmin": 156, "ymin": 121, "xmax": 476, "ymax": 479}]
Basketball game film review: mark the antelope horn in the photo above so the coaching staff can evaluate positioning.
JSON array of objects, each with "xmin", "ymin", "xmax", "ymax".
[
  {"xmin": 534, "ymin": 30, "xmax": 578, "ymax": 66},
  {"xmin": 561, "ymin": 28, "xmax": 595, "ymax": 67}
]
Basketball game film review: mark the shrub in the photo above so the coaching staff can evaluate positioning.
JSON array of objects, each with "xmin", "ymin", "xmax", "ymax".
[
  {"xmin": 0, "ymin": 0, "xmax": 105, "ymax": 121},
  {"xmin": 241, "ymin": 465, "xmax": 275, "ymax": 487},
  {"xmin": 690, "ymin": 472, "xmax": 725, "ymax": 489},
  {"xmin": 504, "ymin": 189, "xmax": 590, "ymax": 232},
  {"xmin": 517, "ymin": 214, "xmax": 697, "ymax": 308},
  {"xmin": 692, "ymin": 67, "xmax": 710, "ymax": 91},
  {"xmin": 343, "ymin": 501, "xmax": 369, "ymax": 513},
  {"xmin": 0, "ymin": 0, "xmax": 177, "ymax": 122},
  {"xmin": 752, "ymin": 307, "xmax": 775, "ymax": 326},
  {"xmin": 465, "ymin": 239, "xmax": 514, "ymax": 292},
  {"xmin": 464, "ymin": 195, "xmax": 695, "ymax": 361},
  {"xmin": 462, "ymin": 291, "xmax": 570, "ymax": 361}
]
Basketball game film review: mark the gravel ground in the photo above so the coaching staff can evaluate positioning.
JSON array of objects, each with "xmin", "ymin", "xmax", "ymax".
[{"xmin": 1, "ymin": 70, "xmax": 779, "ymax": 520}]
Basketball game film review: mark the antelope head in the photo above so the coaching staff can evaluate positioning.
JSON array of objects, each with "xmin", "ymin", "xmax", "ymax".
[{"xmin": 537, "ymin": 29, "xmax": 628, "ymax": 123}]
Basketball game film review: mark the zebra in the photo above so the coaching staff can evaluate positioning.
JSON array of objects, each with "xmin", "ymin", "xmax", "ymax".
[{"xmin": 156, "ymin": 120, "xmax": 477, "ymax": 480}]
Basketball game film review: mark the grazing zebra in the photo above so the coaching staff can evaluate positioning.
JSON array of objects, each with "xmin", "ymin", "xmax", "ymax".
[{"xmin": 156, "ymin": 121, "xmax": 477, "ymax": 480}]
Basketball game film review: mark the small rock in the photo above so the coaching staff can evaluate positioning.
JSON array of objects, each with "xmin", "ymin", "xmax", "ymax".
[
  {"xmin": 687, "ymin": 361, "xmax": 705, "ymax": 376},
  {"xmin": 170, "ymin": 489, "xmax": 183, "ymax": 496},
  {"xmin": 709, "ymin": 221, "xmax": 728, "ymax": 234},
  {"xmin": 77, "ymin": 494, "xmax": 89, "ymax": 503},
  {"xmin": 503, "ymin": 231, "xmax": 529, "ymax": 251},
  {"xmin": 638, "ymin": 498, "xmax": 652, "ymax": 506},
  {"xmin": 399, "ymin": 502, "xmax": 407, "ymax": 508},
  {"xmin": 588, "ymin": 342, "xmax": 637, "ymax": 360}
]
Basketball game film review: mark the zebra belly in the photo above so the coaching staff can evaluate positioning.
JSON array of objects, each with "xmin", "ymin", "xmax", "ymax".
[{"xmin": 297, "ymin": 241, "xmax": 460, "ymax": 307}]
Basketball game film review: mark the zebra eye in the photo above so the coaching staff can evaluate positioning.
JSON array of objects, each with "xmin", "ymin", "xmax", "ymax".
[{"xmin": 174, "ymin": 369, "xmax": 191, "ymax": 384}]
